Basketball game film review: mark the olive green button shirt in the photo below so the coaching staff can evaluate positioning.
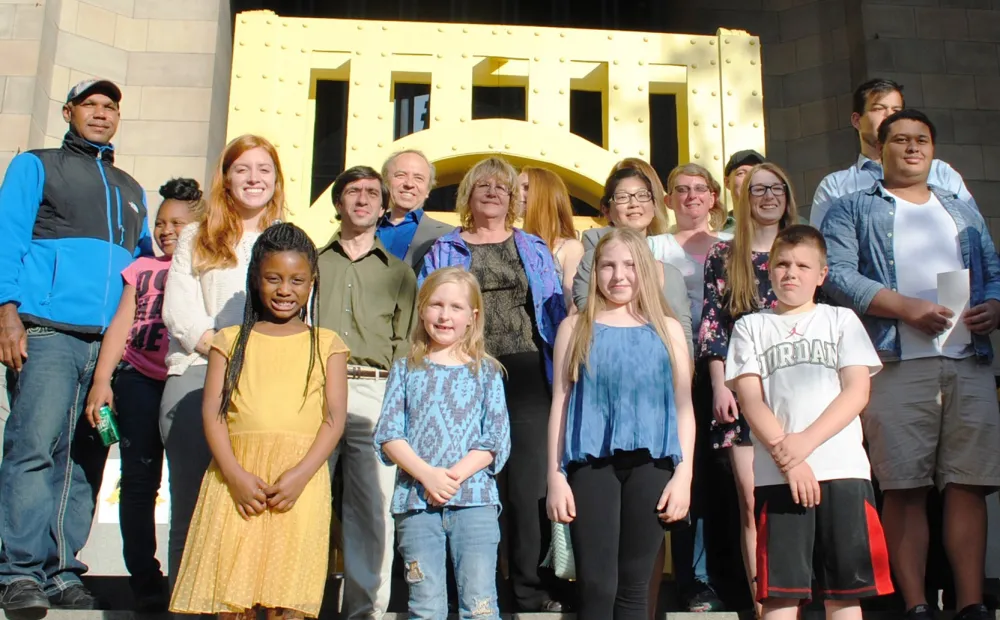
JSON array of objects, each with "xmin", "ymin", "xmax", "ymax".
[{"xmin": 317, "ymin": 234, "xmax": 417, "ymax": 370}]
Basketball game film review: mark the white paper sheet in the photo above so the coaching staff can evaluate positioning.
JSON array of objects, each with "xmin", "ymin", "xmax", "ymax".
[{"xmin": 937, "ymin": 269, "xmax": 971, "ymax": 349}]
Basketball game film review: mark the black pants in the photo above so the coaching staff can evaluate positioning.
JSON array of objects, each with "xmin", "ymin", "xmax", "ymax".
[
  {"xmin": 113, "ymin": 365, "xmax": 166, "ymax": 590},
  {"xmin": 568, "ymin": 451, "xmax": 675, "ymax": 620},
  {"xmin": 496, "ymin": 351, "xmax": 560, "ymax": 611}
]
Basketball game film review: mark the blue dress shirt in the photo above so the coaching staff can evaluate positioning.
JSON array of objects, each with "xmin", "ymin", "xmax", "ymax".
[{"xmin": 377, "ymin": 208, "xmax": 424, "ymax": 261}]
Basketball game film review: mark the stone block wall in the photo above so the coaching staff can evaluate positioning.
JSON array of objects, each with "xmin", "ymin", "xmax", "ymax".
[{"xmin": 0, "ymin": 0, "xmax": 231, "ymax": 215}]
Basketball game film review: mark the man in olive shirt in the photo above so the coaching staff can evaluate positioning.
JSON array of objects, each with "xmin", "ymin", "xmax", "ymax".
[{"xmin": 317, "ymin": 166, "xmax": 417, "ymax": 619}]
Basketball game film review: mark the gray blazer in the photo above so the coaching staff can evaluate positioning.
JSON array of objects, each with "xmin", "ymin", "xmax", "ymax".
[
  {"xmin": 404, "ymin": 213, "xmax": 454, "ymax": 272},
  {"xmin": 573, "ymin": 226, "xmax": 694, "ymax": 357}
]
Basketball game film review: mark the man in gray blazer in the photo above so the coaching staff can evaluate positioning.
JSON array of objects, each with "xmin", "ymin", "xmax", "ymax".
[
  {"xmin": 573, "ymin": 226, "xmax": 694, "ymax": 354},
  {"xmin": 376, "ymin": 149, "xmax": 454, "ymax": 271}
]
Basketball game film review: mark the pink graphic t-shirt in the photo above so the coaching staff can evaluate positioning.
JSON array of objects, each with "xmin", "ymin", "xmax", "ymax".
[{"xmin": 122, "ymin": 256, "xmax": 172, "ymax": 381}]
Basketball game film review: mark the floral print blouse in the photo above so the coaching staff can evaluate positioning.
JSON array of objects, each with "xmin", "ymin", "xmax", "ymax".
[{"xmin": 696, "ymin": 240, "xmax": 778, "ymax": 449}]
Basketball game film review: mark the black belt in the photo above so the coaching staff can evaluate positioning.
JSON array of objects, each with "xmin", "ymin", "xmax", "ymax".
[{"xmin": 346, "ymin": 365, "xmax": 389, "ymax": 380}]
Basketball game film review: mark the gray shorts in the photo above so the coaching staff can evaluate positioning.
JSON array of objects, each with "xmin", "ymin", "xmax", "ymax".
[{"xmin": 864, "ymin": 356, "xmax": 1000, "ymax": 492}]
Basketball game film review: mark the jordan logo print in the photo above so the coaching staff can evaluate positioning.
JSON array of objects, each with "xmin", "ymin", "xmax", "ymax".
[{"xmin": 787, "ymin": 324, "xmax": 803, "ymax": 339}]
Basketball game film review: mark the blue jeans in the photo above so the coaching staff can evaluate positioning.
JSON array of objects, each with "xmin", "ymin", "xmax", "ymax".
[
  {"xmin": 395, "ymin": 506, "xmax": 500, "ymax": 619},
  {"xmin": 0, "ymin": 326, "xmax": 107, "ymax": 593},
  {"xmin": 114, "ymin": 365, "xmax": 165, "ymax": 589}
]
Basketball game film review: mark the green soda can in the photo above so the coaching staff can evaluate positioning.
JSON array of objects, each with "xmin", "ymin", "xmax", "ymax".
[{"xmin": 96, "ymin": 405, "xmax": 121, "ymax": 447}]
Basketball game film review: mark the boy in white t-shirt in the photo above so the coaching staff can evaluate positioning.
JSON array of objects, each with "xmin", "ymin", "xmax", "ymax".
[{"xmin": 725, "ymin": 225, "xmax": 892, "ymax": 620}]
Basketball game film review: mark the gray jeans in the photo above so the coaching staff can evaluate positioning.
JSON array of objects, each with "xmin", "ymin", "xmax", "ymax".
[
  {"xmin": 0, "ymin": 369, "xmax": 8, "ymax": 465},
  {"xmin": 158, "ymin": 365, "xmax": 211, "ymax": 593}
]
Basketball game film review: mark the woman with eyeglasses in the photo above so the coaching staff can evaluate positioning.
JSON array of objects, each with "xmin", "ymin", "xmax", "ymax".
[
  {"xmin": 419, "ymin": 156, "xmax": 568, "ymax": 613},
  {"xmin": 572, "ymin": 160, "xmax": 695, "ymax": 350},
  {"xmin": 697, "ymin": 162, "xmax": 799, "ymax": 617},
  {"xmin": 646, "ymin": 163, "xmax": 732, "ymax": 613}
]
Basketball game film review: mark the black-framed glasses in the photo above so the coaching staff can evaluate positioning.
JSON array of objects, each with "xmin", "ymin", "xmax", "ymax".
[
  {"xmin": 748, "ymin": 184, "xmax": 787, "ymax": 197},
  {"xmin": 612, "ymin": 190, "xmax": 653, "ymax": 204}
]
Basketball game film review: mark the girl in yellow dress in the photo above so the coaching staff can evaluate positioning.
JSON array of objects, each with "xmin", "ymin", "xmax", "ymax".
[{"xmin": 169, "ymin": 223, "xmax": 349, "ymax": 619}]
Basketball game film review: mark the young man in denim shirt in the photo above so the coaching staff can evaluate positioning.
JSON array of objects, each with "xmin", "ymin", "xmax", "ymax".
[{"xmin": 821, "ymin": 109, "xmax": 1000, "ymax": 620}]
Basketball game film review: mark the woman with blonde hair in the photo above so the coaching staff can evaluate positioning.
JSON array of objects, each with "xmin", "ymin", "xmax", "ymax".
[
  {"xmin": 420, "ymin": 156, "xmax": 567, "ymax": 612},
  {"xmin": 546, "ymin": 227, "xmax": 694, "ymax": 619},
  {"xmin": 160, "ymin": 134, "xmax": 287, "ymax": 593},
  {"xmin": 697, "ymin": 162, "xmax": 798, "ymax": 614},
  {"xmin": 520, "ymin": 166, "xmax": 585, "ymax": 310}
]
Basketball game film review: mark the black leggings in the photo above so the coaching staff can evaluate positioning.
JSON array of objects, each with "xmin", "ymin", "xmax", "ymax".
[{"xmin": 568, "ymin": 451, "xmax": 674, "ymax": 620}]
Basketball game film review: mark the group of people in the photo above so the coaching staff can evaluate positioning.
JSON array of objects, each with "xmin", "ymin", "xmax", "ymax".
[{"xmin": 0, "ymin": 73, "xmax": 997, "ymax": 620}]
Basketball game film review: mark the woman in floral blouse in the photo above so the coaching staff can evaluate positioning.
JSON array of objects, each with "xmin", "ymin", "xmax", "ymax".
[{"xmin": 696, "ymin": 162, "xmax": 799, "ymax": 614}]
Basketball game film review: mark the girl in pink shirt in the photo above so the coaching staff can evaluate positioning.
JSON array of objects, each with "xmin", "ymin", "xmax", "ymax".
[{"xmin": 83, "ymin": 178, "xmax": 204, "ymax": 612}]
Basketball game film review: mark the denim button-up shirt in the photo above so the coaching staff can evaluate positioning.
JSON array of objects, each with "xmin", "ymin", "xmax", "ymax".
[
  {"xmin": 418, "ymin": 227, "xmax": 566, "ymax": 382},
  {"xmin": 821, "ymin": 182, "xmax": 1000, "ymax": 363}
]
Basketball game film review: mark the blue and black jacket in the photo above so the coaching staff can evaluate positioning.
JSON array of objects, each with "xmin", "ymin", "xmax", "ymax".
[{"xmin": 0, "ymin": 130, "xmax": 152, "ymax": 335}]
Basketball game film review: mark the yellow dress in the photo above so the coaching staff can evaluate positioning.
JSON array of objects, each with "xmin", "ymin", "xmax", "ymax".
[{"xmin": 169, "ymin": 326, "xmax": 349, "ymax": 618}]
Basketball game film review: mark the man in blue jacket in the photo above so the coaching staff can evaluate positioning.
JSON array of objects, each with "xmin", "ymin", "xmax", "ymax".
[
  {"xmin": 822, "ymin": 109, "xmax": 1000, "ymax": 620},
  {"xmin": 0, "ymin": 79, "xmax": 151, "ymax": 612}
]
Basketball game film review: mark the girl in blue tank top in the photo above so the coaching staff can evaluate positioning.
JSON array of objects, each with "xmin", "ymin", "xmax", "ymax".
[{"xmin": 545, "ymin": 227, "xmax": 695, "ymax": 620}]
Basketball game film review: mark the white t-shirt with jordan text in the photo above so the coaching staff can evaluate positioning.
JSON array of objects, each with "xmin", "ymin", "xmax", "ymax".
[{"xmin": 725, "ymin": 304, "xmax": 883, "ymax": 487}]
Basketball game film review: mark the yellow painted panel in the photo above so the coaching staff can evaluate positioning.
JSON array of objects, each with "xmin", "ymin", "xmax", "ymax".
[{"xmin": 228, "ymin": 11, "xmax": 765, "ymax": 245}]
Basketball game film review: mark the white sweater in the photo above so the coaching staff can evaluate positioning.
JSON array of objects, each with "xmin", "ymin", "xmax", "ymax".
[{"xmin": 162, "ymin": 225, "xmax": 260, "ymax": 377}]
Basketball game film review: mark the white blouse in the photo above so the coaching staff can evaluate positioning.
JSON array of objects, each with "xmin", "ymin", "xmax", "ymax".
[{"xmin": 162, "ymin": 224, "xmax": 260, "ymax": 377}]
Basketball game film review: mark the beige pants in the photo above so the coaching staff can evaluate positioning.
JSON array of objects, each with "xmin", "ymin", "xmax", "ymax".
[
  {"xmin": 865, "ymin": 356, "xmax": 1000, "ymax": 491},
  {"xmin": 329, "ymin": 378, "xmax": 397, "ymax": 620}
]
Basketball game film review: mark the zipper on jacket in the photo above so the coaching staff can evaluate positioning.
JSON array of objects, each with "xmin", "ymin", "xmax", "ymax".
[
  {"xmin": 95, "ymin": 149, "xmax": 114, "ymax": 334},
  {"xmin": 115, "ymin": 187, "xmax": 124, "ymax": 244}
]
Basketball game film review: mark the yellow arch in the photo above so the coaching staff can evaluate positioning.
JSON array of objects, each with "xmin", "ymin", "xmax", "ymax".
[{"xmin": 301, "ymin": 119, "xmax": 615, "ymax": 242}]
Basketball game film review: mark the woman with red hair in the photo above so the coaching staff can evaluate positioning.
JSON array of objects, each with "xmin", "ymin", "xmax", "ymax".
[{"xmin": 160, "ymin": 134, "xmax": 287, "ymax": 594}]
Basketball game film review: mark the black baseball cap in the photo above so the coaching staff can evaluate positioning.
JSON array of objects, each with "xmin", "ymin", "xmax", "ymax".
[
  {"xmin": 66, "ymin": 79, "xmax": 122, "ymax": 105},
  {"xmin": 724, "ymin": 149, "xmax": 766, "ymax": 177}
]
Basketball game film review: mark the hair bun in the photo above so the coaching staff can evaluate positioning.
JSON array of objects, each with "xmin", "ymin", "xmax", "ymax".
[{"xmin": 159, "ymin": 177, "xmax": 203, "ymax": 202}]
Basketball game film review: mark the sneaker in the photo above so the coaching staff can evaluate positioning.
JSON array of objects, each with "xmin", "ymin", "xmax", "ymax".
[
  {"xmin": 131, "ymin": 574, "xmax": 168, "ymax": 613},
  {"xmin": 687, "ymin": 583, "xmax": 725, "ymax": 612},
  {"xmin": 955, "ymin": 604, "xmax": 992, "ymax": 620},
  {"xmin": 906, "ymin": 604, "xmax": 937, "ymax": 620},
  {"xmin": 48, "ymin": 584, "xmax": 101, "ymax": 610},
  {"xmin": 0, "ymin": 581, "xmax": 49, "ymax": 612}
]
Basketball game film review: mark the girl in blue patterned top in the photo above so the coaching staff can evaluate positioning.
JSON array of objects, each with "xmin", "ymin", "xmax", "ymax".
[
  {"xmin": 373, "ymin": 267, "xmax": 511, "ymax": 620},
  {"xmin": 546, "ymin": 228, "xmax": 695, "ymax": 620}
]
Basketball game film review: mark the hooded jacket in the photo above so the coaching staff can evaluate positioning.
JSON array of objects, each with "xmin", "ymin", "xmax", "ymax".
[{"xmin": 0, "ymin": 130, "xmax": 152, "ymax": 334}]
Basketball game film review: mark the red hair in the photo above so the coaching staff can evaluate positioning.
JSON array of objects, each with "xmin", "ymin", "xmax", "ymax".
[
  {"xmin": 193, "ymin": 134, "xmax": 286, "ymax": 271},
  {"xmin": 521, "ymin": 166, "xmax": 576, "ymax": 250}
]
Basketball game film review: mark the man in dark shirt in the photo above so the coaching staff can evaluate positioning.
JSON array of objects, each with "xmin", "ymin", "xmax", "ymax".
[{"xmin": 318, "ymin": 166, "xmax": 416, "ymax": 619}]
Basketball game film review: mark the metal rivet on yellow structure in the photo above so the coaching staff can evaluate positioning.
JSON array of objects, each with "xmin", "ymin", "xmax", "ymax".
[
  {"xmin": 752, "ymin": 90, "xmax": 759, "ymax": 96},
  {"xmin": 351, "ymin": 145, "xmax": 357, "ymax": 150},
  {"xmin": 492, "ymin": 29, "xmax": 498, "ymax": 35},
  {"xmin": 532, "ymin": 119, "xmax": 539, "ymax": 124},
  {"xmin": 541, "ymin": 150, "xmax": 547, "ymax": 156},
  {"xmin": 240, "ymin": 18, "xmax": 246, "ymax": 24},
  {"xmin": 302, "ymin": 23, "xmax": 307, "ymax": 28},
  {"xmin": 533, "ymin": 88, "xmax": 539, "ymax": 94},
  {"xmin": 694, "ymin": 153, "xmax": 700, "ymax": 159},
  {"xmin": 638, "ymin": 150, "xmax": 646, "ymax": 156},
  {"xmin": 714, "ymin": 155, "xmax": 720, "ymax": 160},
  {"xmin": 377, "ymin": 142, "xmax": 383, "ymax": 147},
  {"xmin": 297, "ymin": 80, "xmax": 304, "ymax": 85},
  {"xmin": 608, "ymin": 34, "xmax": 613, "ymax": 40},
  {"xmin": 712, "ymin": 91, "xmax": 717, "ymax": 96},
  {"xmin": 560, "ymin": 32, "xmax": 565, "ymax": 37},
  {"xmin": 574, "ymin": 162, "xmax": 581, "ymax": 168},
  {"xmin": 236, "ymin": 73, "xmax": 242, "ymax": 78},
  {"xmin": 260, "ymin": 107, "xmax": 266, "ymax": 112},
  {"xmin": 613, "ymin": 60, "xmax": 619, "ymax": 65},
  {"xmin": 382, "ymin": 25, "xmax": 388, "ymax": 30},
  {"xmin": 690, "ymin": 39, "xmax": 696, "ymax": 44},
  {"xmin": 505, "ymin": 144, "xmax": 510, "ymax": 149},
  {"xmin": 693, "ymin": 120, "xmax": 700, "ymax": 126},
  {"xmin": 452, "ymin": 145, "xmax": 458, "ymax": 151},
  {"xmin": 489, "ymin": 144, "xmax": 494, "ymax": 149},
  {"xmin": 558, "ymin": 88, "xmax": 565, "ymax": 94},
  {"xmin": 725, "ymin": 38, "xmax": 730, "ymax": 43},
  {"xmin": 293, "ymin": 143, "xmax": 300, "ymax": 148},
  {"xmin": 558, "ymin": 121, "xmax": 565, "ymax": 126},
  {"xmin": 729, "ymin": 121, "xmax": 735, "ymax": 127},
  {"xmin": 692, "ymin": 64, "xmax": 697, "ymax": 69},
  {"xmin": 749, "ymin": 40, "xmax": 756, "ymax": 46},
  {"xmin": 507, "ymin": 28, "xmax": 513, "ymax": 34},
  {"xmin": 692, "ymin": 89, "xmax": 698, "ymax": 94},
  {"xmin": 614, "ymin": 148, "xmax": 620, "ymax": 154},
  {"xmin": 643, "ymin": 36, "xmax": 649, "ymax": 42},
  {"xmin": 535, "ymin": 31, "xmax": 540, "ymax": 36},
  {"xmin": 290, "ymin": 177, "xmax": 296, "ymax": 182},
  {"xmin": 277, "ymin": 109, "xmax": 282, "ymax": 114},
  {"xmin": 726, "ymin": 59, "xmax": 731, "ymax": 64},
  {"xmin": 234, "ymin": 106, "xmax": 240, "ymax": 111},
  {"xmin": 377, "ymin": 114, "xmax": 383, "ymax": 119},
  {"xmin": 535, "ymin": 56, "xmax": 540, "ymax": 61},
  {"xmin": 614, "ymin": 116, "xmax": 620, "ymax": 121},
  {"xmin": 560, "ymin": 57, "xmax": 565, "ymax": 62},
  {"xmin": 711, "ymin": 60, "xmax": 717, "ymax": 65},
  {"xmin": 357, "ymin": 24, "xmax": 363, "ymax": 30},
  {"xmin": 435, "ymin": 116, "xmax": 441, "ymax": 121},
  {"xmin": 264, "ymin": 42, "xmax": 270, "ymax": 47},
  {"xmin": 262, "ymin": 74, "xmax": 268, "ymax": 78},
  {"xmin": 356, "ymin": 51, "xmax": 361, "ymax": 55},
  {"xmin": 638, "ymin": 117, "xmax": 645, "ymax": 123},
  {"xmin": 239, "ymin": 41, "xmax": 245, "ymax": 46},
  {"xmin": 639, "ymin": 60, "xmax": 645, "ymax": 65},
  {"xmin": 352, "ymin": 113, "xmax": 358, "ymax": 118},
  {"xmin": 280, "ymin": 45, "xmax": 286, "ymax": 50},
  {"xmin": 613, "ymin": 85, "xmax": 619, "ymax": 90},
  {"xmin": 750, "ymin": 60, "xmax": 757, "ymax": 65},
  {"xmin": 753, "ymin": 122, "xmax": 760, "ymax": 128}
]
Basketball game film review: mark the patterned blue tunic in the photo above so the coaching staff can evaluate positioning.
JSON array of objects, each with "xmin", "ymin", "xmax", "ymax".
[
  {"xmin": 373, "ymin": 358, "xmax": 512, "ymax": 514},
  {"xmin": 563, "ymin": 323, "xmax": 683, "ymax": 468}
]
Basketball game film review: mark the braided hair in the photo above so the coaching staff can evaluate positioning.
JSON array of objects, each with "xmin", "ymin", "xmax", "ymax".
[{"xmin": 218, "ymin": 222, "xmax": 320, "ymax": 418}]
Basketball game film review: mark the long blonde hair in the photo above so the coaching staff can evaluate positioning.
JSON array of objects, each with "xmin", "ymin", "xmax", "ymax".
[
  {"xmin": 408, "ymin": 267, "xmax": 500, "ymax": 374},
  {"xmin": 521, "ymin": 166, "xmax": 576, "ymax": 251},
  {"xmin": 566, "ymin": 228, "xmax": 681, "ymax": 382},
  {"xmin": 455, "ymin": 157, "xmax": 520, "ymax": 231},
  {"xmin": 194, "ymin": 134, "xmax": 286, "ymax": 272},
  {"xmin": 610, "ymin": 158, "xmax": 670, "ymax": 236},
  {"xmin": 726, "ymin": 162, "xmax": 799, "ymax": 317},
  {"xmin": 665, "ymin": 163, "xmax": 727, "ymax": 232}
]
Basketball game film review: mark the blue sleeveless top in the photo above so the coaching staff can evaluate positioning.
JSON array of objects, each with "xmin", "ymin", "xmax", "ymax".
[{"xmin": 563, "ymin": 323, "xmax": 682, "ymax": 468}]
